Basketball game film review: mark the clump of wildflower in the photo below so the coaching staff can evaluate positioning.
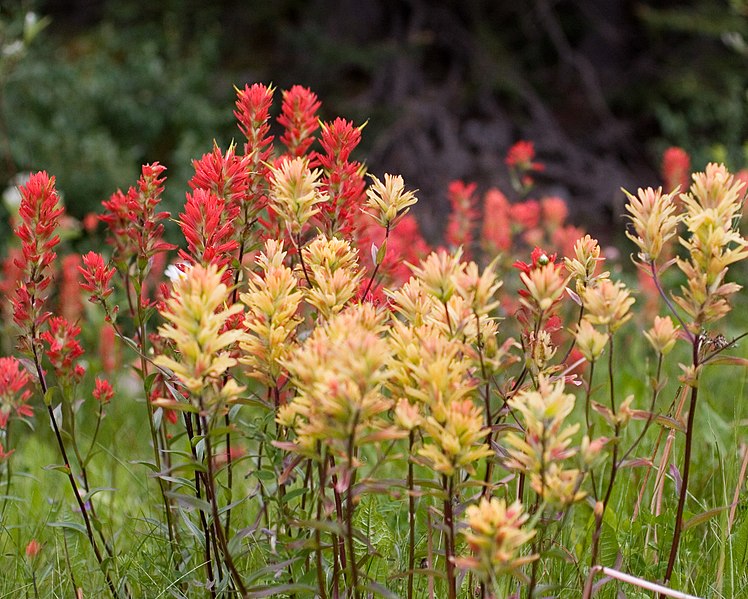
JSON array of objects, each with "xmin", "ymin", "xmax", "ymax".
[
  {"xmin": 240, "ymin": 240, "xmax": 303, "ymax": 389},
  {"xmin": 302, "ymin": 234, "xmax": 363, "ymax": 319},
  {"xmin": 624, "ymin": 186, "xmax": 680, "ymax": 265},
  {"xmin": 457, "ymin": 497, "xmax": 538, "ymax": 581},
  {"xmin": 278, "ymin": 85, "xmax": 320, "ymax": 157},
  {"xmin": 0, "ymin": 356, "xmax": 33, "ymax": 428},
  {"xmin": 269, "ymin": 157, "xmax": 326, "ymax": 237},
  {"xmin": 582, "ymin": 279, "xmax": 635, "ymax": 333},
  {"xmin": 674, "ymin": 164, "xmax": 748, "ymax": 331},
  {"xmin": 40, "ymin": 316, "xmax": 85, "ymax": 385},
  {"xmin": 153, "ymin": 264, "xmax": 245, "ymax": 411},
  {"xmin": 505, "ymin": 375, "xmax": 586, "ymax": 506}
]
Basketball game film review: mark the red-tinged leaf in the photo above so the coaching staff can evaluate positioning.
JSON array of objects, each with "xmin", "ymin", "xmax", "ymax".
[
  {"xmin": 272, "ymin": 440, "xmax": 301, "ymax": 452},
  {"xmin": 705, "ymin": 355, "xmax": 748, "ymax": 367},
  {"xmin": 566, "ymin": 286, "xmax": 582, "ymax": 306},
  {"xmin": 278, "ymin": 454, "xmax": 304, "ymax": 485},
  {"xmin": 357, "ymin": 428, "xmax": 408, "ymax": 444}
]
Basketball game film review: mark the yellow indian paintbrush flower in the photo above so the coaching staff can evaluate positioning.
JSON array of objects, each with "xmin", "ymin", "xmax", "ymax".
[
  {"xmin": 269, "ymin": 157, "xmax": 326, "ymax": 236},
  {"xmin": 623, "ymin": 186, "xmax": 680, "ymax": 264},
  {"xmin": 581, "ymin": 278, "xmax": 635, "ymax": 333},
  {"xmin": 239, "ymin": 239, "xmax": 303, "ymax": 388},
  {"xmin": 457, "ymin": 497, "xmax": 537, "ymax": 580},
  {"xmin": 363, "ymin": 173, "xmax": 418, "ymax": 229},
  {"xmin": 674, "ymin": 164, "xmax": 748, "ymax": 331},
  {"xmin": 302, "ymin": 234, "xmax": 363, "ymax": 319},
  {"xmin": 154, "ymin": 263, "xmax": 245, "ymax": 408}
]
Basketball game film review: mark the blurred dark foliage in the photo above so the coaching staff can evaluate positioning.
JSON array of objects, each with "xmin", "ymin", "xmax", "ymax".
[{"xmin": 1, "ymin": 0, "xmax": 746, "ymax": 246}]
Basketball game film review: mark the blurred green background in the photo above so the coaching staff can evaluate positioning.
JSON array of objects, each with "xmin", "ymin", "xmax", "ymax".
[{"xmin": 1, "ymin": 0, "xmax": 747, "ymax": 245}]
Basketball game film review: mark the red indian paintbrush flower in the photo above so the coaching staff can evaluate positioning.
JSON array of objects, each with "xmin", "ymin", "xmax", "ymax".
[
  {"xmin": 189, "ymin": 144, "xmax": 250, "ymax": 208},
  {"xmin": 315, "ymin": 118, "xmax": 366, "ymax": 238},
  {"xmin": 278, "ymin": 85, "xmax": 320, "ymax": 157},
  {"xmin": 92, "ymin": 377, "xmax": 114, "ymax": 404},
  {"xmin": 0, "ymin": 356, "xmax": 33, "ymax": 428},
  {"xmin": 40, "ymin": 316, "xmax": 85, "ymax": 384},
  {"xmin": 445, "ymin": 180, "xmax": 478, "ymax": 258},
  {"xmin": 662, "ymin": 146, "xmax": 691, "ymax": 194},
  {"xmin": 178, "ymin": 189, "xmax": 240, "ymax": 274},
  {"xmin": 12, "ymin": 172, "xmax": 64, "ymax": 351},
  {"xmin": 79, "ymin": 251, "xmax": 116, "ymax": 303},
  {"xmin": 100, "ymin": 162, "xmax": 176, "ymax": 267}
]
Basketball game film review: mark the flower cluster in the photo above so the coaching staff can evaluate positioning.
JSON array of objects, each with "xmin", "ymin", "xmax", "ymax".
[{"xmin": 457, "ymin": 497, "xmax": 537, "ymax": 582}]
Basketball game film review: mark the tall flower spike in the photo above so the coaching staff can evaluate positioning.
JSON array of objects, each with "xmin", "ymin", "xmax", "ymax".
[
  {"xmin": 674, "ymin": 163, "xmax": 748, "ymax": 330},
  {"xmin": 481, "ymin": 188, "xmax": 512, "ymax": 253},
  {"xmin": 153, "ymin": 264, "xmax": 245, "ymax": 411},
  {"xmin": 445, "ymin": 180, "xmax": 478, "ymax": 258},
  {"xmin": 100, "ymin": 162, "xmax": 176, "ymax": 268},
  {"xmin": 12, "ymin": 172, "xmax": 64, "ymax": 351}
]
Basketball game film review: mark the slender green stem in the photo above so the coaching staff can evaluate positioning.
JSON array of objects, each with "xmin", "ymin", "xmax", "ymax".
[
  {"xmin": 407, "ymin": 431, "xmax": 416, "ymax": 599},
  {"xmin": 662, "ymin": 342, "xmax": 700, "ymax": 592},
  {"xmin": 443, "ymin": 475, "xmax": 456, "ymax": 599}
]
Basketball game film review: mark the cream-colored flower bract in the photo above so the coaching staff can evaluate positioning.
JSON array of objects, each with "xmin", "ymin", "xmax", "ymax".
[{"xmin": 154, "ymin": 263, "xmax": 245, "ymax": 410}]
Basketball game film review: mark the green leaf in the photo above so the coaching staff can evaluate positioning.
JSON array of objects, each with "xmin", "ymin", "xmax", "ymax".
[
  {"xmin": 246, "ymin": 584, "xmax": 315, "ymax": 597},
  {"xmin": 81, "ymin": 487, "xmax": 117, "ymax": 504}
]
